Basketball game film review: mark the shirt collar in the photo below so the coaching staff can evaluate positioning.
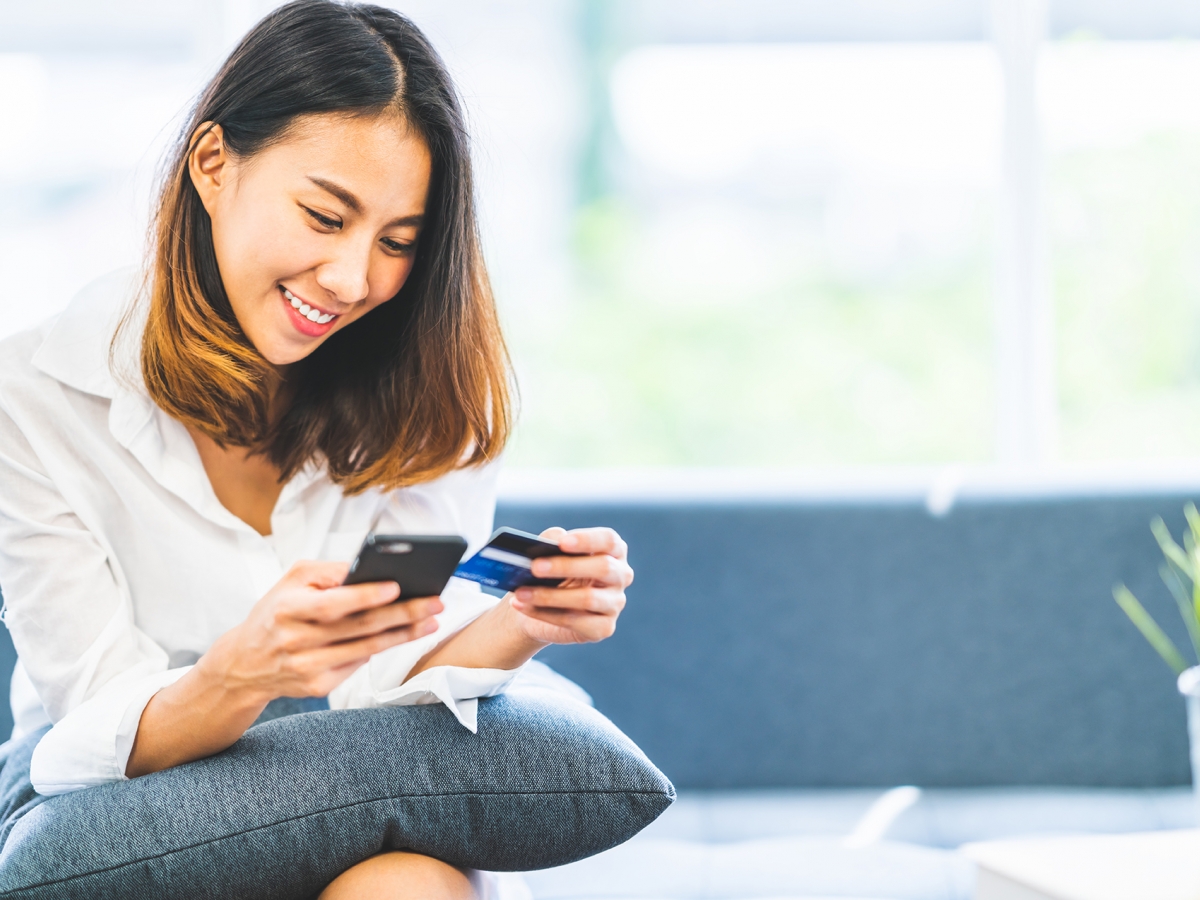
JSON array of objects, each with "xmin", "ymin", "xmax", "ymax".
[
  {"xmin": 30, "ymin": 266, "xmax": 144, "ymax": 401},
  {"xmin": 27, "ymin": 269, "xmax": 251, "ymax": 528},
  {"xmin": 29, "ymin": 267, "xmax": 334, "ymax": 532}
]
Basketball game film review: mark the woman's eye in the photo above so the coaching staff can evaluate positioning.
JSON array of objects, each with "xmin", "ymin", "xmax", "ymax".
[
  {"xmin": 303, "ymin": 207, "xmax": 341, "ymax": 230},
  {"xmin": 382, "ymin": 238, "xmax": 416, "ymax": 255}
]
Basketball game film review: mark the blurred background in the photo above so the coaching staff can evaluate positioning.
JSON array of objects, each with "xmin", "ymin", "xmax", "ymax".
[{"xmin": 4, "ymin": 0, "xmax": 1200, "ymax": 474}]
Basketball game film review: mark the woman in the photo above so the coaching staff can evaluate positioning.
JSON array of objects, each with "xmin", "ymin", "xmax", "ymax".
[{"xmin": 0, "ymin": 2, "xmax": 635, "ymax": 896}]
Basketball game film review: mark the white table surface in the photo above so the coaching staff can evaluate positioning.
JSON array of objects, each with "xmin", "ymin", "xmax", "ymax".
[{"xmin": 962, "ymin": 829, "xmax": 1200, "ymax": 900}]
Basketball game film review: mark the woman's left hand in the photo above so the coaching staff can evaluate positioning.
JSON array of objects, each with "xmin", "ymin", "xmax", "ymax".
[{"xmin": 509, "ymin": 527, "xmax": 633, "ymax": 645}]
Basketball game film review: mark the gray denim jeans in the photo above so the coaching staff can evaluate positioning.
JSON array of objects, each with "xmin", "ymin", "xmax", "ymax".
[{"xmin": 0, "ymin": 693, "xmax": 674, "ymax": 899}]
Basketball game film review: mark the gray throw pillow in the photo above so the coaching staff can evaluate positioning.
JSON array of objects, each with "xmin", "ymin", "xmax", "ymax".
[{"xmin": 0, "ymin": 694, "xmax": 675, "ymax": 899}]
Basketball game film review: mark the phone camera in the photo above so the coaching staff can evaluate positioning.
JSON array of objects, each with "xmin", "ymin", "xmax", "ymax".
[{"xmin": 377, "ymin": 542, "xmax": 413, "ymax": 554}]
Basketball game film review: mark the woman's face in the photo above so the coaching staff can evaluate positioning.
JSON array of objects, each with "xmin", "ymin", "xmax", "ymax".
[{"xmin": 189, "ymin": 112, "xmax": 432, "ymax": 367}]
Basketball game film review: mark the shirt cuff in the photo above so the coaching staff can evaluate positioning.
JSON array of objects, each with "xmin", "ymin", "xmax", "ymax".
[
  {"xmin": 30, "ymin": 666, "xmax": 190, "ymax": 796},
  {"xmin": 368, "ymin": 664, "xmax": 522, "ymax": 732},
  {"xmin": 326, "ymin": 579, "xmax": 525, "ymax": 730}
]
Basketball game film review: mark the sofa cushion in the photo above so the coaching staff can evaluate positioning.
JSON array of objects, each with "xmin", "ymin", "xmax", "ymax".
[
  {"xmin": 519, "ymin": 785, "xmax": 1195, "ymax": 900},
  {"xmin": 522, "ymin": 835, "xmax": 973, "ymax": 900}
]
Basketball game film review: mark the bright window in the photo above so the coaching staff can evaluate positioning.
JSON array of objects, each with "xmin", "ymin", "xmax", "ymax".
[
  {"xmin": 4, "ymin": 2, "xmax": 1200, "ymax": 472},
  {"xmin": 507, "ymin": 43, "xmax": 1001, "ymax": 466},
  {"xmin": 1044, "ymin": 40, "xmax": 1200, "ymax": 460}
]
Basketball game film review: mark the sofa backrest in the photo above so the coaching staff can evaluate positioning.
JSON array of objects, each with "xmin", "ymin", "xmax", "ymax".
[
  {"xmin": 0, "ymin": 486, "xmax": 1194, "ymax": 789},
  {"xmin": 500, "ymin": 489, "xmax": 1198, "ymax": 789}
]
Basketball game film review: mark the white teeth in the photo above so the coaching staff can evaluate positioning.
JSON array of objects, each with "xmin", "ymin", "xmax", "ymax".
[{"xmin": 283, "ymin": 288, "xmax": 335, "ymax": 325}]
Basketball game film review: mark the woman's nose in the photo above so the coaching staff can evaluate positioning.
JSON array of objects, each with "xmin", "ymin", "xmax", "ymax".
[{"xmin": 314, "ymin": 244, "xmax": 371, "ymax": 306}]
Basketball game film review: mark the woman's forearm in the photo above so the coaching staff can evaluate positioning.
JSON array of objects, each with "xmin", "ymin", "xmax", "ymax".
[
  {"xmin": 408, "ymin": 598, "xmax": 546, "ymax": 677},
  {"xmin": 126, "ymin": 564, "xmax": 445, "ymax": 778},
  {"xmin": 125, "ymin": 661, "xmax": 271, "ymax": 778},
  {"xmin": 126, "ymin": 597, "xmax": 548, "ymax": 777}
]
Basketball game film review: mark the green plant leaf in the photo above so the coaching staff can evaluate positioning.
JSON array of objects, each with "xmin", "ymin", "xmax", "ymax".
[
  {"xmin": 1185, "ymin": 502, "xmax": 1200, "ymax": 544},
  {"xmin": 1152, "ymin": 518, "xmax": 1193, "ymax": 580},
  {"xmin": 1192, "ymin": 564, "xmax": 1200, "ymax": 644},
  {"xmin": 1187, "ymin": 504, "xmax": 1200, "ymax": 598},
  {"xmin": 1114, "ymin": 584, "xmax": 1190, "ymax": 675},
  {"xmin": 1160, "ymin": 563, "xmax": 1200, "ymax": 662}
]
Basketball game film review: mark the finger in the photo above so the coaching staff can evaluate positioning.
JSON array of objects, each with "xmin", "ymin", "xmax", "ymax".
[
  {"xmin": 316, "ymin": 596, "xmax": 444, "ymax": 643},
  {"xmin": 306, "ymin": 636, "xmax": 413, "ymax": 688},
  {"xmin": 530, "ymin": 553, "xmax": 631, "ymax": 586},
  {"xmin": 538, "ymin": 526, "xmax": 568, "ymax": 544},
  {"xmin": 556, "ymin": 527, "xmax": 628, "ymax": 560},
  {"xmin": 305, "ymin": 618, "xmax": 441, "ymax": 670},
  {"xmin": 287, "ymin": 559, "xmax": 353, "ymax": 589},
  {"xmin": 328, "ymin": 658, "xmax": 370, "ymax": 680},
  {"xmin": 282, "ymin": 581, "xmax": 402, "ymax": 623},
  {"xmin": 513, "ymin": 584, "xmax": 626, "ymax": 615}
]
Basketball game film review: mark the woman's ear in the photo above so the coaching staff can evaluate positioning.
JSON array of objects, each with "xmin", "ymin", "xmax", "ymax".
[{"xmin": 188, "ymin": 123, "xmax": 230, "ymax": 215}]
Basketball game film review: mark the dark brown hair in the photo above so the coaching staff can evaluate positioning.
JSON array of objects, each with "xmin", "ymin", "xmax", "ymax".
[{"xmin": 130, "ymin": 0, "xmax": 511, "ymax": 493}]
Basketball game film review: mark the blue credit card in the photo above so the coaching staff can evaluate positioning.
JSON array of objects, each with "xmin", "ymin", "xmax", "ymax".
[{"xmin": 454, "ymin": 527, "xmax": 565, "ymax": 592}]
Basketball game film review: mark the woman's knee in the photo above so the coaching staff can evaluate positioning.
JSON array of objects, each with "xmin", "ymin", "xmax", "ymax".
[{"xmin": 318, "ymin": 851, "xmax": 476, "ymax": 900}]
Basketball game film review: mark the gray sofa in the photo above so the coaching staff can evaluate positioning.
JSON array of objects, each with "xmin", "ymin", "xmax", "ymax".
[
  {"xmin": 497, "ymin": 481, "xmax": 1198, "ymax": 898},
  {"xmin": 1, "ymin": 480, "xmax": 1196, "ymax": 898},
  {"xmin": 505, "ymin": 487, "xmax": 1195, "ymax": 790}
]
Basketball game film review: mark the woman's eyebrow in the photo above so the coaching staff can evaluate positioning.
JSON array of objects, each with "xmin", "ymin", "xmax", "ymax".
[
  {"xmin": 306, "ymin": 176, "xmax": 424, "ymax": 227},
  {"xmin": 308, "ymin": 176, "xmax": 361, "ymax": 212}
]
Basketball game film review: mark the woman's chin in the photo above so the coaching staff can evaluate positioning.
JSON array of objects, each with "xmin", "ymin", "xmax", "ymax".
[
  {"xmin": 250, "ymin": 312, "xmax": 338, "ymax": 366},
  {"xmin": 253, "ymin": 333, "xmax": 321, "ymax": 368}
]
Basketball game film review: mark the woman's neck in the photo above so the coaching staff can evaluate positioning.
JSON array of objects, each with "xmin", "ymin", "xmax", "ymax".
[
  {"xmin": 186, "ymin": 424, "xmax": 287, "ymax": 536},
  {"xmin": 185, "ymin": 368, "xmax": 295, "ymax": 536}
]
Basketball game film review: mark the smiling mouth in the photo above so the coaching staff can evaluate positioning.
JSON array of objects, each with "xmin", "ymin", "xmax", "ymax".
[{"xmin": 282, "ymin": 287, "xmax": 339, "ymax": 325}]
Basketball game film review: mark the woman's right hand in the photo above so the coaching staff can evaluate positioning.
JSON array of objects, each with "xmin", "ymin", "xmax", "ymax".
[
  {"xmin": 199, "ymin": 560, "xmax": 444, "ymax": 702},
  {"xmin": 128, "ymin": 562, "xmax": 442, "ymax": 778}
]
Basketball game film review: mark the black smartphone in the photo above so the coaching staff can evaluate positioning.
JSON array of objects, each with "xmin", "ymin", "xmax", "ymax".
[{"xmin": 343, "ymin": 533, "xmax": 468, "ymax": 598}]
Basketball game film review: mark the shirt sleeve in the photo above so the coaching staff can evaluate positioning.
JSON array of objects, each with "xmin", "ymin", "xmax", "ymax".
[
  {"xmin": 327, "ymin": 458, "xmax": 523, "ymax": 730},
  {"xmin": 0, "ymin": 408, "xmax": 182, "ymax": 795}
]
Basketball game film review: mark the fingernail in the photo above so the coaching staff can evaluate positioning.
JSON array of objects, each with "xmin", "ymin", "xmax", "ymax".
[
  {"xmin": 561, "ymin": 535, "xmax": 578, "ymax": 550},
  {"xmin": 515, "ymin": 588, "xmax": 532, "ymax": 602},
  {"xmin": 532, "ymin": 560, "xmax": 550, "ymax": 576}
]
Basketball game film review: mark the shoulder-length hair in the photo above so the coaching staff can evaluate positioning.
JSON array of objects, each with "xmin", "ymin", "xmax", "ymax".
[{"xmin": 126, "ymin": 0, "xmax": 511, "ymax": 493}]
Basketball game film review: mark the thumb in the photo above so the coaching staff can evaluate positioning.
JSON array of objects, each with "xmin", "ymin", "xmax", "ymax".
[
  {"xmin": 539, "ymin": 526, "xmax": 569, "ymax": 546},
  {"xmin": 289, "ymin": 559, "xmax": 352, "ymax": 589}
]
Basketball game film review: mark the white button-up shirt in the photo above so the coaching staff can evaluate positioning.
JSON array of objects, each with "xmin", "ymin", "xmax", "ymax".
[{"xmin": 0, "ymin": 269, "xmax": 518, "ymax": 795}]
